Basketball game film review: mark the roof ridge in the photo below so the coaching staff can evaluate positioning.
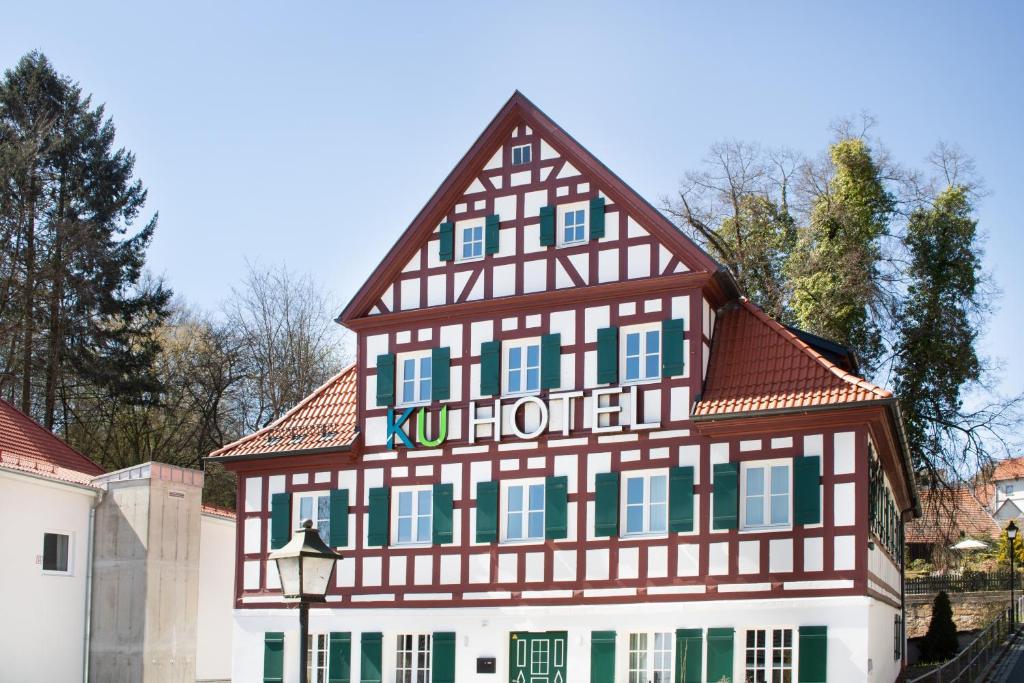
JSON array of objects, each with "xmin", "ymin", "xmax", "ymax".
[
  {"xmin": 736, "ymin": 298, "xmax": 891, "ymax": 399},
  {"xmin": 208, "ymin": 363, "xmax": 357, "ymax": 457},
  {"xmin": 0, "ymin": 397, "xmax": 105, "ymax": 475}
]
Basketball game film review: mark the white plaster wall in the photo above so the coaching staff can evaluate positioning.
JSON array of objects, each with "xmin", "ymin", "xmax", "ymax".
[
  {"xmin": 0, "ymin": 469, "xmax": 97, "ymax": 683},
  {"xmin": 233, "ymin": 596, "xmax": 881, "ymax": 683},
  {"xmin": 867, "ymin": 598, "xmax": 902, "ymax": 682},
  {"xmin": 197, "ymin": 513, "xmax": 236, "ymax": 681}
]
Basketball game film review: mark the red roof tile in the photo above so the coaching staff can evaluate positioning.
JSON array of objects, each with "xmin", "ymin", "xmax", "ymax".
[
  {"xmin": 209, "ymin": 365, "xmax": 358, "ymax": 459},
  {"xmin": 693, "ymin": 299, "xmax": 892, "ymax": 418},
  {"xmin": 905, "ymin": 486, "xmax": 1000, "ymax": 544},
  {"xmin": 0, "ymin": 398, "xmax": 105, "ymax": 487},
  {"xmin": 992, "ymin": 457, "xmax": 1024, "ymax": 482},
  {"xmin": 201, "ymin": 503, "xmax": 236, "ymax": 520}
]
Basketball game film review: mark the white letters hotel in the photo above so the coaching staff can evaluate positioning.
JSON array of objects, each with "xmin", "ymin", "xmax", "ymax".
[{"xmin": 209, "ymin": 93, "xmax": 918, "ymax": 683}]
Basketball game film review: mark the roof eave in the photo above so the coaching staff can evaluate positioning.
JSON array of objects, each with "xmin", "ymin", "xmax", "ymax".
[{"xmin": 204, "ymin": 442, "xmax": 355, "ymax": 464}]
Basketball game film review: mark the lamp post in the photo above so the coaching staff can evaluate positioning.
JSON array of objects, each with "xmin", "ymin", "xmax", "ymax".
[
  {"xmin": 269, "ymin": 519, "xmax": 343, "ymax": 683},
  {"xmin": 1009, "ymin": 521, "xmax": 1019, "ymax": 631}
]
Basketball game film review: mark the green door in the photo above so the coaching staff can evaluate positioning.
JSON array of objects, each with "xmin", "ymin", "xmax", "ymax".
[{"xmin": 509, "ymin": 632, "xmax": 568, "ymax": 683}]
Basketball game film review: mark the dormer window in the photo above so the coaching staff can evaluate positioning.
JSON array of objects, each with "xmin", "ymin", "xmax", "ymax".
[{"xmin": 512, "ymin": 144, "xmax": 531, "ymax": 166}]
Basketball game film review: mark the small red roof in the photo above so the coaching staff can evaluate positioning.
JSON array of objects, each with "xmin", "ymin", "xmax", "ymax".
[
  {"xmin": 209, "ymin": 365, "xmax": 358, "ymax": 460},
  {"xmin": 201, "ymin": 503, "xmax": 236, "ymax": 520},
  {"xmin": 905, "ymin": 486, "xmax": 1000, "ymax": 544},
  {"xmin": 0, "ymin": 398, "xmax": 104, "ymax": 487},
  {"xmin": 694, "ymin": 299, "xmax": 892, "ymax": 418},
  {"xmin": 992, "ymin": 457, "xmax": 1024, "ymax": 482}
]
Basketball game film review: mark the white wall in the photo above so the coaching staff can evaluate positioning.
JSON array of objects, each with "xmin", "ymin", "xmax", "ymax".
[
  {"xmin": 197, "ymin": 513, "xmax": 236, "ymax": 682},
  {"xmin": 867, "ymin": 598, "xmax": 902, "ymax": 682},
  {"xmin": 233, "ymin": 596, "xmax": 879, "ymax": 683},
  {"xmin": 0, "ymin": 469, "xmax": 98, "ymax": 683}
]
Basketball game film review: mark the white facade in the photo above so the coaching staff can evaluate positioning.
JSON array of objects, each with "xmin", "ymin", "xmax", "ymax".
[
  {"xmin": 0, "ymin": 468, "xmax": 100, "ymax": 683},
  {"xmin": 198, "ymin": 512, "xmax": 237, "ymax": 682}
]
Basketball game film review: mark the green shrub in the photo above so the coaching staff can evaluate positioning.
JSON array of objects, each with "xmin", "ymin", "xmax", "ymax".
[{"xmin": 918, "ymin": 591, "xmax": 959, "ymax": 662}]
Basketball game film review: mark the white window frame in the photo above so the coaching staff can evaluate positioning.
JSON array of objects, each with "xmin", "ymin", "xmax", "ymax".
[
  {"xmin": 500, "ymin": 478, "xmax": 546, "ymax": 544},
  {"xmin": 556, "ymin": 201, "xmax": 588, "ymax": 247},
  {"xmin": 396, "ymin": 351, "xmax": 433, "ymax": 407},
  {"xmin": 392, "ymin": 485, "xmax": 433, "ymax": 546},
  {"xmin": 456, "ymin": 219, "xmax": 484, "ymax": 262},
  {"xmin": 620, "ymin": 469, "xmax": 669, "ymax": 537},
  {"xmin": 743, "ymin": 627, "xmax": 795, "ymax": 683},
  {"xmin": 307, "ymin": 632, "xmax": 331, "ymax": 683},
  {"xmin": 502, "ymin": 338, "xmax": 542, "ymax": 397},
  {"xmin": 620, "ymin": 323, "xmax": 661, "ymax": 385},
  {"xmin": 41, "ymin": 529, "xmax": 73, "ymax": 576},
  {"xmin": 627, "ymin": 632, "xmax": 674, "ymax": 683},
  {"xmin": 293, "ymin": 491, "xmax": 331, "ymax": 546},
  {"xmin": 511, "ymin": 143, "xmax": 532, "ymax": 166},
  {"xmin": 395, "ymin": 633, "xmax": 432, "ymax": 683},
  {"xmin": 740, "ymin": 459, "xmax": 792, "ymax": 531}
]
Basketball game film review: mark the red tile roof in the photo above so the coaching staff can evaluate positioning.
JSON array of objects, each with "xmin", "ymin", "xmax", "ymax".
[
  {"xmin": 905, "ymin": 486, "xmax": 1001, "ymax": 544},
  {"xmin": 208, "ymin": 365, "xmax": 358, "ymax": 460},
  {"xmin": 992, "ymin": 457, "xmax": 1024, "ymax": 482},
  {"xmin": 0, "ymin": 398, "xmax": 105, "ymax": 487},
  {"xmin": 693, "ymin": 299, "xmax": 892, "ymax": 418},
  {"xmin": 201, "ymin": 503, "xmax": 236, "ymax": 520}
]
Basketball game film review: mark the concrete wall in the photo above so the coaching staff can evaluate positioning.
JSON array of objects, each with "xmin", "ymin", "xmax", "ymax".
[
  {"xmin": 0, "ymin": 469, "xmax": 98, "ymax": 683},
  {"xmin": 197, "ymin": 513, "xmax": 235, "ymax": 682}
]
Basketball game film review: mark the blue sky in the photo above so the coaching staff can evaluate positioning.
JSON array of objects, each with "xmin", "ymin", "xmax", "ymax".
[{"xmin": 2, "ymin": 2, "xmax": 1021, "ymax": 398}]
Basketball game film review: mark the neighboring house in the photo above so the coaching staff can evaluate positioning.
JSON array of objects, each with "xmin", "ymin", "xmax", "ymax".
[
  {"xmin": 990, "ymin": 457, "xmax": 1024, "ymax": 521},
  {"xmin": 0, "ymin": 399, "xmax": 235, "ymax": 683},
  {"xmin": 904, "ymin": 486, "xmax": 1001, "ymax": 563},
  {"xmin": 209, "ymin": 92, "xmax": 920, "ymax": 683}
]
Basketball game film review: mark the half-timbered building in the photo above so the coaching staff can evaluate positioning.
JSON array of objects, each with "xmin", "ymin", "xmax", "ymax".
[{"xmin": 209, "ymin": 92, "xmax": 919, "ymax": 683}]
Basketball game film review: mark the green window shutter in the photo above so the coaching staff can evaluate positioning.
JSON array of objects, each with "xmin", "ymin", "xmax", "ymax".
[
  {"xmin": 375, "ymin": 353, "xmax": 395, "ymax": 407},
  {"xmin": 263, "ymin": 632, "xmax": 284, "ymax": 683},
  {"xmin": 479, "ymin": 340, "xmax": 501, "ymax": 396},
  {"xmin": 669, "ymin": 466, "xmax": 695, "ymax": 533},
  {"xmin": 594, "ymin": 472, "xmax": 619, "ymax": 537},
  {"xmin": 712, "ymin": 462, "xmax": 739, "ymax": 530},
  {"xmin": 439, "ymin": 222, "xmax": 455, "ymax": 262},
  {"xmin": 433, "ymin": 483, "xmax": 454, "ymax": 545},
  {"xmin": 596, "ymin": 327, "xmax": 618, "ymax": 384},
  {"xmin": 706, "ymin": 627, "xmax": 735, "ymax": 682},
  {"xmin": 329, "ymin": 489, "xmax": 349, "ymax": 547},
  {"xmin": 367, "ymin": 487, "xmax": 389, "ymax": 547},
  {"xmin": 794, "ymin": 455, "xmax": 822, "ymax": 525},
  {"xmin": 590, "ymin": 631, "xmax": 615, "ymax": 683},
  {"xmin": 545, "ymin": 475, "xmax": 568, "ymax": 540},
  {"xmin": 431, "ymin": 347, "xmax": 451, "ymax": 401},
  {"xmin": 662, "ymin": 318, "xmax": 686, "ymax": 377},
  {"xmin": 589, "ymin": 196, "xmax": 606, "ymax": 240},
  {"xmin": 541, "ymin": 333, "xmax": 562, "ymax": 390},
  {"xmin": 539, "ymin": 205, "xmax": 556, "ymax": 246},
  {"xmin": 475, "ymin": 481, "xmax": 498, "ymax": 543},
  {"xmin": 675, "ymin": 629, "xmax": 702, "ymax": 683},
  {"xmin": 270, "ymin": 492, "xmax": 292, "ymax": 550},
  {"xmin": 432, "ymin": 631, "xmax": 456, "ymax": 683},
  {"xmin": 798, "ymin": 626, "xmax": 828, "ymax": 683},
  {"xmin": 485, "ymin": 214, "xmax": 500, "ymax": 255},
  {"xmin": 328, "ymin": 632, "xmax": 351, "ymax": 683},
  {"xmin": 360, "ymin": 632, "xmax": 383, "ymax": 683}
]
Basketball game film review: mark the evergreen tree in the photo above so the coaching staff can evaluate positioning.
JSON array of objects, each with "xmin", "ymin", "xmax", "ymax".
[
  {"xmin": 918, "ymin": 591, "xmax": 958, "ymax": 662},
  {"xmin": 0, "ymin": 51, "xmax": 170, "ymax": 428}
]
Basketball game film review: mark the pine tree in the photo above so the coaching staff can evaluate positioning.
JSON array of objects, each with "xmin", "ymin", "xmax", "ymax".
[{"xmin": 918, "ymin": 591, "xmax": 959, "ymax": 662}]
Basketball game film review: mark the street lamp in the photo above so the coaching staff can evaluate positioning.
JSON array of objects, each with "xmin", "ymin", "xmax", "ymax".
[
  {"xmin": 1009, "ymin": 521, "xmax": 1019, "ymax": 631},
  {"xmin": 269, "ymin": 519, "xmax": 343, "ymax": 683}
]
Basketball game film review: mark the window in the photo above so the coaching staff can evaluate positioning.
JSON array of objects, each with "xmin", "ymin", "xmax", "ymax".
[
  {"xmin": 399, "ymin": 354, "xmax": 432, "ymax": 406},
  {"xmin": 505, "ymin": 340, "xmax": 541, "ymax": 395},
  {"xmin": 1006, "ymin": 485, "xmax": 1015, "ymax": 495},
  {"xmin": 504, "ymin": 480, "xmax": 545, "ymax": 542},
  {"xmin": 461, "ymin": 224, "xmax": 483, "ymax": 260},
  {"xmin": 622, "ymin": 472, "xmax": 668, "ymax": 536},
  {"xmin": 562, "ymin": 208, "xmax": 585, "ymax": 244},
  {"xmin": 894, "ymin": 615, "xmax": 903, "ymax": 660},
  {"xmin": 623, "ymin": 326, "xmax": 661, "ymax": 383},
  {"xmin": 42, "ymin": 532, "xmax": 70, "ymax": 573},
  {"xmin": 297, "ymin": 493, "xmax": 331, "ymax": 545},
  {"xmin": 395, "ymin": 488, "xmax": 432, "ymax": 545},
  {"xmin": 396, "ymin": 633, "xmax": 431, "ymax": 683},
  {"xmin": 512, "ymin": 144, "xmax": 531, "ymax": 166},
  {"xmin": 629, "ymin": 632, "xmax": 673, "ymax": 683},
  {"xmin": 745, "ymin": 628, "xmax": 793, "ymax": 683},
  {"xmin": 307, "ymin": 633, "xmax": 330, "ymax": 683},
  {"xmin": 742, "ymin": 461, "xmax": 791, "ymax": 529}
]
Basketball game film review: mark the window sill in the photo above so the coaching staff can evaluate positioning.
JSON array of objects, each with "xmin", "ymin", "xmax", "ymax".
[
  {"xmin": 620, "ymin": 531, "xmax": 669, "ymax": 541},
  {"xmin": 502, "ymin": 389, "xmax": 542, "ymax": 399},
  {"xmin": 391, "ymin": 541, "xmax": 434, "ymax": 549},
  {"xmin": 500, "ymin": 537, "xmax": 547, "ymax": 546},
  {"xmin": 41, "ymin": 570, "xmax": 73, "ymax": 577},
  {"xmin": 456, "ymin": 255, "xmax": 485, "ymax": 264},
  {"xmin": 396, "ymin": 401, "xmax": 431, "ymax": 409},
  {"xmin": 556, "ymin": 240, "xmax": 586, "ymax": 249},
  {"xmin": 620, "ymin": 377, "xmax": 661, "ymax": 388},
  {"xmin": 739, "ymin": 525, "xmax": 793, "ymax": 534}
]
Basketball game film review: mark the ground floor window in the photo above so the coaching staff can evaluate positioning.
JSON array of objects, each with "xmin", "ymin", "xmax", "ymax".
[
  {"xmin": 396, "ymin": 633, "xmax": 431, "ymax": 683},
  {"xmin": 306, "ymin": 633, "xmax": 329, "ymax": 683},
  {"xmin": 894, "ymin": 615, "xmax": 903, "ymax": 660},
  {"xmin": 745, "ymin": 628, "xmax": 793, "ymax": 683},
  {"xmin": 629, "ymin": 632, "xmax": 672, "ymax": 683},
  {"xmin": 42, "ymin": 531, "xmax": 70, "ymax": 573}
]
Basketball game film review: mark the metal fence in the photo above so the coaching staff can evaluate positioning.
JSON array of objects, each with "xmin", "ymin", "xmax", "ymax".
[
  {"xmin": 906, "ymin": 572, "xmax": 1023, "ymax": 595},
  {"xmin": 907, "ymin": 596, "xmax": 1024, "ymax": 682}
]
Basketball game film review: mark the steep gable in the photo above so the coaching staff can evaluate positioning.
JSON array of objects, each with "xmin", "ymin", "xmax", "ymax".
[{"xmin": 339, "ymin": 91, "xmax": 722, "ymax": 323}]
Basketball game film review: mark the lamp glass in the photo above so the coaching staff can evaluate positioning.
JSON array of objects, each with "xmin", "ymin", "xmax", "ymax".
[
  {"xmin": 275, "ymin": 554, "xmax": 303, "ymax": 597},
  {"xmin": 302, "ymin": 554, "xmax": 337, "ymax": 596},
  {"xmin": 1009, "ymin": 523, "xmax": 1019, "ymax": 540}
]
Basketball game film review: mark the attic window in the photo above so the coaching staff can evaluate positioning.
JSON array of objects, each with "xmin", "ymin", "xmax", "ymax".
[{"xmin": 512, "ymin": 144, "xmax": 531, "ymax": 166}]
